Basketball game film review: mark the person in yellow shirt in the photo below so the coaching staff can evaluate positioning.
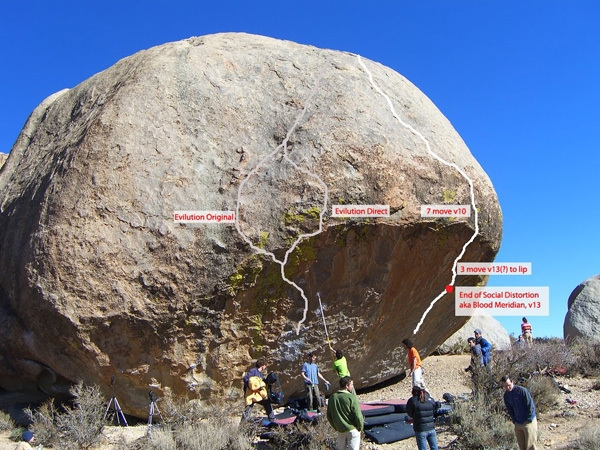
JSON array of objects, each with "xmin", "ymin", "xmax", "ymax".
[
  {"xmin": 241, "ymin": 358, "xmax": 275, "ymax": 421},
  {"xmin": 402, "ymin": 338, "xmax": 426, "ymax": 390},
  {"xmin": 332, "ymin": 349, "xmax": 356, "ymax": 395}
]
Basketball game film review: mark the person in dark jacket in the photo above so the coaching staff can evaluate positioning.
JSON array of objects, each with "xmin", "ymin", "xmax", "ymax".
[
  {"xmin": 465, "ymin": 337, "xmax": 484, "ymax": 371},
  {"xmin": 406, "ymin": 385, "xmax": 440, "ymax": 450},
  {"xmin": 474, "ymin": 328, "xmax": 493, "ymax": 367},
  {"xmin": 241, "ymin": 358, "xmax": 275, "ymax": 421},
  {"xmin": 501, "ymin": 375, "xmax": 538, "ymax": 450}
]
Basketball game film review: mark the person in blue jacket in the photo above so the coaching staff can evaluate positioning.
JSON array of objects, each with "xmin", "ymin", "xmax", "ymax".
[
  {"xmin": 501, "ymin": 375, "xmax": 538, "ymax": 450},
  {"xmin": 474, "ymin": 328, "xmax": 493, "ymax": 367}
]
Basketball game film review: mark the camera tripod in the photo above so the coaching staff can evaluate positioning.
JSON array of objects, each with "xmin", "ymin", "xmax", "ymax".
[
  {"xmin": 103, "ymin": 375, "xmax": 128, "ymax": 426},
  {"xmin": 147, "ymin": 390, "xmax": 163, "ymax": 427}
]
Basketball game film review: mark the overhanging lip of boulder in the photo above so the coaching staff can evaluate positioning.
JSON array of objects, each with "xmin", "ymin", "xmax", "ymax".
[{"xmin": 228, "ymin": 220, "xmax": 498, "ymax": 394}]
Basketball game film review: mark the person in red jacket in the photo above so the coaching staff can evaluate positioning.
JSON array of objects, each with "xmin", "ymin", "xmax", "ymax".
[{"xmin": 521, "ymin": 317, "xmax": 533, "ymax": 347}]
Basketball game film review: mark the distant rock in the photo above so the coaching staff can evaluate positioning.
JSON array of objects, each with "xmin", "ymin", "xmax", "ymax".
[
  {"xmin": 564, "ymin": 275, "xmax": 600, "ymax": 341},
  {"xmin": 438, "ymin": 315, "xmax": 511, "ymax": 353},
  {"xmin": 0, "ymin": 33, "xmax": 502, "ymax": 417}
]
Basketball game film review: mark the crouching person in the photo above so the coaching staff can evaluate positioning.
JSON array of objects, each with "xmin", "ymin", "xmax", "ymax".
[
  {"xmin": 15, "ymin": 430, "xmax": 36, "ymax": 450},
  {"xmin": 241, "ymin": 358, "xmax": 275, "ymax": 421},
  {"xmin": 326, "ymin": 376, "xmax": 363, "ymax": 450}
]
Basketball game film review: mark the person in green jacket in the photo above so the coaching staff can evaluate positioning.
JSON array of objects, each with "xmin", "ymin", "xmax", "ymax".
[
  {"xmin": 326, "ymin": 376, "xmax": 363, "ymax": 450},
  {"xmin": 332, "ymin": 349, "xmax": 356, "ymax": 395}
]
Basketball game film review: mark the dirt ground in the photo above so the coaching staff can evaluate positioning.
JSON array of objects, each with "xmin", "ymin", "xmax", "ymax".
[{"xmin": 1, "ymin": 354, "xmax": 598, "ymax": 449}]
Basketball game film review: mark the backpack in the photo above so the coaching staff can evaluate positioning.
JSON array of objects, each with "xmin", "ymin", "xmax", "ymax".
[{"xmin": 266, "ymin": 371, "xmax": 284, "ymax": 405}]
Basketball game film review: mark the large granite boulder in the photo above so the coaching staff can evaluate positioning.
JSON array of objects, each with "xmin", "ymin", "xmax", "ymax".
[
  {"xmin": 0, "ymin": 33, "xmax": 502, "ymax": 417},
  {"xmin": 564, "ymin": 275, "xmax": 600, "ymax": 341},
  {"xmin": 438, "ymin": 315, "xmax": 511, "ymax": 353}
]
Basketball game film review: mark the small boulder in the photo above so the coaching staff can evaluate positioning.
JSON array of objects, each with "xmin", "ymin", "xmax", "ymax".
[
  {"xmin": 564, "ymin": 275, "xmax": 600, "ymax": 341},
  {"xmin": 438, "ymin": 315, "xmax": 511, "ymax": 353}
]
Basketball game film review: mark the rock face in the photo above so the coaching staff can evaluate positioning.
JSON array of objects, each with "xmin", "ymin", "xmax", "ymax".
[
  {"xmin": 0, "ymin": 33, "xmax": 502, "ymax": 417},
  {"xmin": 438, "ymin": 315, "xmax": 511, "ymax": 353},
  {"xmin": 564, "ymin": 275, "xmax": 600, "ymax": 340},
  {"xmin": 0, "ymin": 153, "xmax": 7, "ymax": 170}
]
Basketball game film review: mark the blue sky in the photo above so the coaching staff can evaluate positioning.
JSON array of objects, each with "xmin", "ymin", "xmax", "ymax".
[{"xmin": 1, "ymin": 1, "xmax": 598, "ymax": 338}]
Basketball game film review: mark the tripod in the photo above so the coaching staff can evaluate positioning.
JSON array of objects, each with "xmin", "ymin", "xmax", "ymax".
[
  {"xmin": 103, "ymin": 376, "xmax": 128, "ymax": 426},
  {"xmin": 147, "ymin": 391, "xmax": 163, "ymax": 427}
]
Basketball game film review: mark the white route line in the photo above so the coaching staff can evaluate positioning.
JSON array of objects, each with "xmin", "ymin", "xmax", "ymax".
[
  {"xmin": 235, "ymin": 70, "xmax": 329, "ymax": 335},
  {"xmin": 356, "ymin": 55, "xmax": 480, "ymax": 335}
]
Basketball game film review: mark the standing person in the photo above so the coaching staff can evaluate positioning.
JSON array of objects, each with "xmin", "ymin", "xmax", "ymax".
[
  {"xmin": 15, "ymin": 430, "xmax": 35, "ymax": 450},
  {"xmin": 515, "ymin": 335, "xmax": 526, "ymax": 348},
  {"xmin": 242, "ymin": 358, "xmax": 275, "ymax": 421},
  {"xmin": 326, "ymin": 376, "xmax": 363, "ymax": 450},
  {"xmin": 402, "ymin": 338, "xmax": 426, "ymax": 389},
  {"xmin": 521, "ymin": 317, "xmax": 533, "ymax": 347},
  {"xmin": 465, "ymin": 337, "xmax": 483, "ymax": 372},
  {"xmin": 501, "ymin": 375, "xmax": 538, "ymax": 450},
  {"xmin": 301, "ymin": 351, "xmax": 330, "ymax": 412},
  {"xmin": 406, "ymin": 385, "xmax": 440, "ymax": 450},
  {"xmin": 332, "ymin": 349, "xmax": 356, "ymax": 395},
  {"xmin": 465, "ymin": 336, "xmax": 484, "ymax": 395},
  {"xmin": 474, "ymin": 329, "xmax": 493, "ymax": 367}
]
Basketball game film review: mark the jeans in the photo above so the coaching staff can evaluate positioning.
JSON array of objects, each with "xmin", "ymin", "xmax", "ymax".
[
  {"xmin": 306, "ymin": 384, "xmax": 321, "ymax": 411},
  {"xmin": 336, "ymin": 428, "xmax": 360, "ymax": 450},
  {"xmin": 415, "ymin": 429, "xmax": 438, "ymax": 450}
]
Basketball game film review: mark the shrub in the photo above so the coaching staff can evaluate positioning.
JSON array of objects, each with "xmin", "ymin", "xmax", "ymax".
[
  {"xmin": 575, "ymin": 424, "xmax": 600, "ymax": 450},
  {"xmin": 147, "ymin": 426, "xmax": 176, "ymax": 450},
  {"xmin": 525, "ymin": 376, "xmax": 559, "ymax": 413},
  {"xmin": 262, "ymin": 419, "xmax": 336, "ymax": 450},
  {"xmin": 142, "ymin": 396, "xmax": 253, "ymax": 450},
  {"xmin": 175, "ymin": 420, "xmax": 252, "ymax": 450},
  {"xmin": 0, "ymin": 410, "xmax": 15, "ymax": 431},
  {"xmin": 27, "ymin": 382, "xmax": 106, "ymax": 449},
  {"xmin": 158, "ymin": 391, "xmax": 207, "ymax": 429},
  {"xmin": 26, "ymin": 400, "xmax": 60, "ymax": 445},
  {"xmin": 10, "ymin": 427, "xmax": 26, "ymax": 442},
  {"xmin": 449, "ymin": 394, "xmax": 515, "ymax": 450},
  {"xmin": 56, "ymin": 382, "xmax": 106, "ymax": 449},
  {"xmin": 570, "ymin": 339, "xmax": 600, "ymax": 377}
]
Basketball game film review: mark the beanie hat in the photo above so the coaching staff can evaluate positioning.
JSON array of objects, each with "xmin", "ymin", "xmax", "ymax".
[
  {"xmin": 22, "ymin": 430, "xmax": 34, "ymax": 442},
  {"xmin": 474, "ymin": 329, "xmax": 482, "ymax": 335}
]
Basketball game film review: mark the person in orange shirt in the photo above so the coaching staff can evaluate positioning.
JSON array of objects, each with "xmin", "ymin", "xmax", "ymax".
[{"xmin": 402, "ymin": 338, "xmax": 426, "ymax": 390}]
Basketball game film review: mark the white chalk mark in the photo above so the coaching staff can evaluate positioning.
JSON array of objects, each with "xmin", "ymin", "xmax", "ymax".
[
  {"xmin": 356, "ymin": 55, "xmax": 480, "ymax": 335},
  {"xmin": 235, "ymin": 68, "xmax": 329, "ymax": 335}
]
